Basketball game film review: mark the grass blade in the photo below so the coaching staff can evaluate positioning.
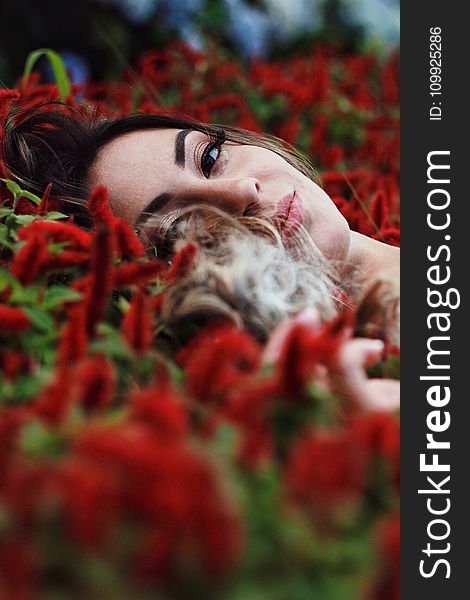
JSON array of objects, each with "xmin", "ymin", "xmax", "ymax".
[{"xmin": 23, "ymin": 49, "xmax": 72, "ymax": 99}]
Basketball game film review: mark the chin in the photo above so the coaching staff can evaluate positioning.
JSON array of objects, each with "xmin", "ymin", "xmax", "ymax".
[{"xmin": 306, "ymin": 212, "xmax": 351, "ymax": 263}]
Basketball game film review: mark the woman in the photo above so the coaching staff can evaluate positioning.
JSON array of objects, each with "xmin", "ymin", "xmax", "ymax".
[{"xmin": 2, "ymin": 106, "xmax": 399, "ymax": 348}]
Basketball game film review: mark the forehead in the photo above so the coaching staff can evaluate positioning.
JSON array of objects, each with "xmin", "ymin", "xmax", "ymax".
[
  {"xmin": 92, "ymin": 128, "xmax": 179, "ymax": 175},
  {"xmin": 89, "ymin": 128, "xmax": 181, "ymax": 222}
]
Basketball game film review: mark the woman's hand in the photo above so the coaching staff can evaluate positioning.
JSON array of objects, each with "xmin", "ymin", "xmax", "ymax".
[
  {"xmin": 263, "ymin": 311, "xmax": 400, "ymax": 412},
  {"xmin": 331, "ymin": 337, "xmax": 400, "ymax": 412}
]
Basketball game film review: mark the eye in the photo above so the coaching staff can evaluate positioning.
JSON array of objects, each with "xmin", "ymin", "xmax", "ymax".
[{"xmin": 200, "ymin": 131, "xmax": 226, "ymax": 178}]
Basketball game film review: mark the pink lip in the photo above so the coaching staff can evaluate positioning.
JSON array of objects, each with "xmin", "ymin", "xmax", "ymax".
[{"xmin": 272, "ymin": 191, "xmax": 304, "ymax": 242}]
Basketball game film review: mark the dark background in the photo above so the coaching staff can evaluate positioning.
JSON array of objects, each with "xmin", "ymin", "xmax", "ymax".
[{"xmin": 0, "ymin": 0, "xmax": 399, "ymax": 85}]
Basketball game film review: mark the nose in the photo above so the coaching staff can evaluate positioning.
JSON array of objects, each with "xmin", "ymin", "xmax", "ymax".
[{"xmin": 181, "ymin": 177, "xmax": 262, "ymax": 217}]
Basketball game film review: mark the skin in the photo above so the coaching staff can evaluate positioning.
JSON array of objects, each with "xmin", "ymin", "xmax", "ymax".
[
  {"xmin": 89, "ymin": 127, "xmax": 400, "ymax": 410},
  {"xmin": 89, "ymin": 127, "xmax": 399, "ymax": 286}
]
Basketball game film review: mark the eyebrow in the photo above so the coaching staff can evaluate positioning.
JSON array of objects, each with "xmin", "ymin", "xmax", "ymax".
[
  {"xmin": 136, "ymin": 129, "xmax": 193, "ymax": 227},
  {"xmin": 175, "ymin": 129, "xmax": 192, "ymax": 168},
  {"xmin": 135, "ymin": 192, "xmax": 174, "ymax": 227}
]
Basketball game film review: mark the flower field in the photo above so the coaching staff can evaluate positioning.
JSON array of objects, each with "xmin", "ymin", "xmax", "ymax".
[{"xmin": 0, "ymin": 42, "xmax": 399, "ymax": 600}]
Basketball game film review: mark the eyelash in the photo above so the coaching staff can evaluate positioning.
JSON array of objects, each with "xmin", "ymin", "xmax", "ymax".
[{"xmin": 200, "ymin": 130, "xmax": 226, "ymax": 178}]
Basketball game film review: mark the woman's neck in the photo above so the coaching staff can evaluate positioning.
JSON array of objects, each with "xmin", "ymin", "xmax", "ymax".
[{"xmin": 344, "ymin": 231, "xmax": 400, "ymax": 290}]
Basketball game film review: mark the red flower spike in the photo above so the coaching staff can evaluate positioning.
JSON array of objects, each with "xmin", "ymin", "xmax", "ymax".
[
  {"xmin": 0, "ymin": 305, "xmax": 30, "ymax": 333},
  {"xmin": 73, "ymin": 355, "xmax": 116, "ymax": 412},
  {"xmin": 274, "ymin": 313, "xmax": 350, "ymax": 400},
  {"xmin": 279, "ymin": 115, "xmax": 300, "ymax": 145},
  {"xmin": 0, "ymin": 89, "xmax": 21, "ymax": 102},
  {"xmin": 39, "ymin": 249, "xmax": 90, "ymax": 272},
  {"xmin": 57, "ymin": 306, "xmax": 88, "ymax": 371},
  {"xmin": 0, "ymin": 538, "xmax": 38, "ymax": 600},
  {"xmin": 112, "ymin": 260, "xmax": 166, "ymax": 288},
  {"xmin": 38, "ymin": 182, "xmax": 53, "ymax": 216},
  {"xmin": 129, "ymin": 385, "xmax": 189, "ymax": 440},
  {"xmin": 114, "ymin": 219, "xmax": 145, "ymax": 258},
  {"xmin": 370, "ymin": 189, "xmax": 390, "ymax": 229},
  {"xmin": 18, "ymin": 220, "xmax": 91, "ymax": 250},
  {"xmin": 57, "ymin": 457, "xmax": 119, "ymax": 548},
  {"xmin": 0, "ymin": 407, "xmax": 31, "ymax": 479},
  {"xmin": 0, "ymin": 350, "xmax": 32, "ymax": 381},
  {"xmin": 87, "ymin": 185, "xmax": 116, "ymax": 227},
  {"xmin": 165, "ymin": 242, "xmax": 197, "ymax": 282},
  {"xmin": 285, "ymin": 427, "xmax": 368, "ymax": 508},
  {"xmin": 34, "ymin": 370, "xmax": 71, "ymax": 426},
  {"xmin": 84, "ymin": 223, "xmax": 114, "ymax": 336},
  {"xmin": 352, "ymin": 412, "xmax": 400, "ymax": 490},
  {"xmin": 223, "ymin": 378, "xmax": 279, "ymax": 468},
  {"xmin": 122, "ymin": 289, "xmax": 154, "ymax": 354},
  {"xmin": 74, "ymin": 422, "xmax": 242, "ymax": 579},
  {"xmin": 371, "ymin": 511, "xmax": 400, "ymax": 600},
  {"xmin": 182, "ymin": 324, "xmax": 261, "ymax": 404},
  {"xmin": 10, "ymin": 231, "xmax": 48, "ymax": 285}
]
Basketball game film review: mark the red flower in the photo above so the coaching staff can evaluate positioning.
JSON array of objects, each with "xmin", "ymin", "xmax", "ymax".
[
  {"xmin": 352, "ymin": 412, "xmax": 400, "ymax": 489},
  {"xmin": 75, "ymin": 422, "xmax": 242, "ymax": 579},
  {"xmin": 33, "ymin": 370, "xmax": 71, "ymax": 426},
  {"xmin": 57, "ymin": 306, "xmax": 88, "ymax": 370},
  {"xmin": 0, "ymin": 305, "xmax": 30, "ymax": 332},
  {"xmin": 0, "ymin": 350, "xmax": 32, "ymax": 381},
  {"xmin": 39, "ymin": 249, "xmax": 90, "ymax": 271},
  {"xmin": 18, "ymin": 220, "xmax": 91, "ymax": 250},
  {"xmin": 87, "ymin": 185, "xmax": 116, "ymax": 227},
  {"xmin": 278, "ymin": 115, "xmax": 300, "ymax": 145},
  {"xmin": 180, "ymin": 323, "xmax": 261, "ymax": 404},
  {"xmin": 112, "ymin": 260, "xmax": 166, "ymax": 288},
  {"xmin": 0, "ymin": 89, "xmax": 21, "ymax": 102},
  {"xmin": 223, "ymin": 378, "xmax": 278, "ymax": 467},
  {"xmin": 10, "ymin": 231, "xmax": 48, "ymax": 285},
  {"xmin": 114, "ymin": 219, "xmax": 145, "ymax": 258},
  {"xmin": 122, "ymin": 289, "xmax": 154, "ymax": 354},
  {"xmin": 371, "ymin": 511, "xmax": 400, "ymax": 600},
  {"xmin": 73, "ymin": 354, "xmax": 115, "ymax": 412},
  {"xmin": 285, "ymin": 427, "xmax": 367, "ymax": 508},
  {"xmin": 165, "ymin": 242, "xmax": 197, "ymax": 282},
  {"xmin": 38, "ymin": 182, "xmax": 52, "ymax": 215},
  {"xmin": 370, "ymin": 189, "xmax": 391, "ymax": 229},
  {"xmin": 0, "ymin": 407, "xmax": 31, "ymax": 481},
  {"xmin": 274, "ymin": 313, "xmax": 350, "ymax": 400},
  {"xmin": 0, "ymin": 538, "xmax": 38, "ymax": 600},
  {"xmin": 129, "ymin": 384, "xmax": 189, "ymax": 440},
  {"xmin": 57, "ymin": 457, "xmax": 119, "ymax": 548},
  {"xmin": 84, "ymin": 223, "xmax": 113, "ymax": 336}
]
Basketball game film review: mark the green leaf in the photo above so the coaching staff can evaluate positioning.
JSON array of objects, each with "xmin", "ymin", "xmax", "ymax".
[
  {"xmin": 47, "ymin": 242, "xmax": 67, "ymax": 253},
  {"xmin": 0, "ymin": 178, "xmax": 21, "ymax": 197},
  {"xmin": 45, "ymin": 212, "xmax": 69, "ymax": 220},
  {"xmin": 23, "ymin": 48, "xmax": 72, "ymax": 100},
  {"xmin": 91, "ymin": 323, "xmax": 134, "ymax": 360},
  {"xmin": 1, "ymin": 177, "xmax": 21, "ymax": 200},
  {"xmin": 19, "ymin": 190, "xmax": 42, "ymax": 205},
  {"xmin": 0, "ymin": 207, "xmax": 14, "ymax": 219},
  {"xmin": 13, "ymin": 214, "xmax": 37, "ymax": 226},
  {"xmin": 1, "ymin": 178, "xmax": 42, "ymax": 206},
  {"xmin": 41, "ymin": 286, "xmax": 82, "ymax": 309},
  {"xmin": 0, "ymin": 376, "xmax": 45, "ymax": 406},
  {"xmin": 20, "ymin": 420, "xmax": 66, "ymax": 457},
  {"xmin": 0, "ymin": 224, "xmax": 15, "ymax": 249},
  {"xmin": 22, "ymin": 306, "xmax": 53, "ymax": 332},
  {"xmin": 0, "ymin": 269, "xmax": 21, "ymax": 293},
  {"xmin": 9, "ymin": 284, "xmax": 40, "ymax": 304}
]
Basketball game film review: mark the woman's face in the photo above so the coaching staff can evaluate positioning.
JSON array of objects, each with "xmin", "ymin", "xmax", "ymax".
[{"xmin": 89, "ymin": 128, "xmax": 351, "ymax": 261}]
